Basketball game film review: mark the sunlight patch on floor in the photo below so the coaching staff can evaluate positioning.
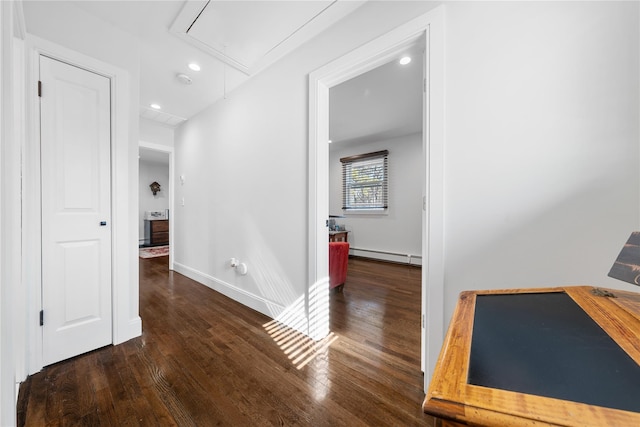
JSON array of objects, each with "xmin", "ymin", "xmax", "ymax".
[
  {"xmin": 266, "ymin": 292, "xmax": 309, "ymax": 335},
  {"xmin": 308, "ymin": 278, "xmax": 330, "ymax": 340},
  {"xmin": 263, "ymin": 319, "xmax": 339, "ymax": 370}
]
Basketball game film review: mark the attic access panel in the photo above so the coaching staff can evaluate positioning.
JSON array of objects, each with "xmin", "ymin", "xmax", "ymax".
[{"xmin": 171, "ymin": 0, "xmax": 364, "ymax": 75}]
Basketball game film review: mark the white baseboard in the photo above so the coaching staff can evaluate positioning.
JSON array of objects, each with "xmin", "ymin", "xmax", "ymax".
[
  {"xmin": 114, "ymin": 316, "xmax": 142, "ymax": 345},
  {"xmin": 172, "ymin": 262, "xmax": 286, "ymax": 320},
  {"xmin": 349, "ymin": 248, "xmax": 422, "ymax": 266}
]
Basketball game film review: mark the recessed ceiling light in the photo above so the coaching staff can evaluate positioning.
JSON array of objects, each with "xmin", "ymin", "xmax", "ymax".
[
  {"xmin": 328, "ymin": 140, "xmax": 332, "ymax": 144},
  {"xmin": 188, "ymin": 63, "xmax": 201, "ymax": 72},
  {"xmin": 399, "ymin": 56, "xmax": 412, "ymax": 65},
  {"xmin": 150, "ymin": 103, "xmax": 161, "ymax": 110}
]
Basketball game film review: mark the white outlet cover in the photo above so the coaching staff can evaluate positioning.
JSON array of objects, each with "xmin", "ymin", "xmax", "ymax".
[{"xmin": 237, "ymin": 263, "xmax": 248, "ymax": 275}]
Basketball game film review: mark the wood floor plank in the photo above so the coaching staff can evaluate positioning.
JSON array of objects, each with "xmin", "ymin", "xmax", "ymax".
[{"xmin": 18, "ymin": 256, "xmax": 436, "ymax": 426}]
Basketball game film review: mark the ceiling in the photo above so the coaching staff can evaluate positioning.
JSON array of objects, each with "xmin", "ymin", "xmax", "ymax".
[
  {"xmin": 171, "ymin": 0, "xmax": 363, "ymax": 75},
  {"xmin": 28, "ymin": 1, "xmax": 422, "ymax": 161},
  {"xmin": 182, "ymin": 1, "xmax": 334, "ymax": 73},
  {"xmin": 329, "ymin": 42, "xmax": 423, "ymax": 147},
  {"xmin": 139, "ymin": 147, "xmax": 171, "ymax": 165},
  {"xmin": 70, "ymin": 0, "xmax": 364, "ymax": 123}
]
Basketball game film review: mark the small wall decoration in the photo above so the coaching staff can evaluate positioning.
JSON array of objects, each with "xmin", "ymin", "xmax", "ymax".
[{"xmin": 150, "ymin": 181, "xmax": 161, "ymax": 196}]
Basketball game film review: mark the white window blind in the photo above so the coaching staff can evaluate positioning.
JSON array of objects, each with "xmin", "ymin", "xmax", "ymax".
[{"xmin": 340, "ymin": 150, "xmax": 389, "ymax": 211}]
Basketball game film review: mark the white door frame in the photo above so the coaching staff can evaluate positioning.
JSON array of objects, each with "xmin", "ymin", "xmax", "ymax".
[
  {"xmin": 24, "ymin": 35, "xmax": 141, "ymax": 373},
  {"xmin": 139, "ymin": 140, "xmax": 175, "ymax": 270},
  {"xmin": 308, "ymin": 6, "xmax": 445, "ymax": 390},
  {"xmin": 1, "ymin": 2, "xmax": 20, "ymax": 423}
]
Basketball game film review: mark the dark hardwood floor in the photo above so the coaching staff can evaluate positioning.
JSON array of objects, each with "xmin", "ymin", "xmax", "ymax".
[{"xmin": 18, "ymin": 256, "xmax": 436, "ymax": 426}]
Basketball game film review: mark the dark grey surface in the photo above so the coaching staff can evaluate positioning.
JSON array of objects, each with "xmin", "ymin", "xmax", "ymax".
[{"xmin": 468, "ymin": 292, "xmax": 640, "ymax": 412}]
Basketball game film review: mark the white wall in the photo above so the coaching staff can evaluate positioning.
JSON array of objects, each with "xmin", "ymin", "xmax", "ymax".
[
  {"xmin": 174, "ymin": 1, "xmax": 439, "ymax": 326},
  {"xmin": 0, "ymin": 3, "xmax": 16, "ymax": 425},
  {"xmin": 140, "ymin": 117, "xmax": 175, "ymax": 147},
  {"xmin": 442, "ymin": 1, "xmax": 640, "ymax": 322},
  {"xmin": 175, "ymin": 0, "xmax": 640, "ymax": 367},
  {"xmin": 329, "ymin": 133, "xmax": 422, "ymax": 264},
  {"xmin": 139, "ymin": 160, "xmax": 170, "ymax": 243},
  {"xmin": 0, "ymin": 1, "xmax": 27, "ymax": 423}
]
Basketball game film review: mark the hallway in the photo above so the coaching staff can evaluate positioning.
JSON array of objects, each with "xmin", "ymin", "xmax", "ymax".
[{"xmin": 18, "ymin": 256, "xmax": 434, "ymax": 426}]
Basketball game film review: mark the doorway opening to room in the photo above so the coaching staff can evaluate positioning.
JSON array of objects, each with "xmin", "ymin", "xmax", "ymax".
[
  {"xmin": 327, "ymin": 42, "xmax": 424, "ymax": 266},
  {"xmin": 139, "ymin": 141, "xmax": 175, "ymax": 270},
  {"xmin": 308, "ymin": 8, "xmax": 444, "ymax": 392},
  {"xmin": 325, "ymin": 42, "xmax": 425, "ymax": 381}
]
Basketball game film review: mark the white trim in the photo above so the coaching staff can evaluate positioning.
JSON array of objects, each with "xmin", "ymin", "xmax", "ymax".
[
  {"xmin": 0, "ymin": 2, "xmax": 3, "ymax": 418},
  {"xmin": 343, "ymin": 209, "xmax": 388, "ymax": 216},
  {"xmin": 139, "ymin": 140, "xmax": 175, "ymax": 270},
  {"xmin": 421, "ymin": 5, "xmax": 446, "ymax": 391},
  {"xmin": 349, "ymin": 248, "xmax": 422, "ymax": 266},
  {"xmin": 12, "ymin": 33, "xmax": 26, "ymax": 386},
  {"xmin": 12, "ymin": 0, "xmax": 25, "ymax": 41},
  {"xmin": 172, "ymin": 262, "xmax": 286, "ymax": 317},
  {"xmin": 0, "ymin": 2, "xmax": 17, "ymax": 425},
  {"xmin": 308, "ymin": 7, "xmax": 445, "ymax": 391},
  {"xmin": 23, "ymin": 35, "xmax": 41, "ymax": 375},
  {"xmin": 24, "ymin": 35, "xmax": 140, "ymax": 373}
]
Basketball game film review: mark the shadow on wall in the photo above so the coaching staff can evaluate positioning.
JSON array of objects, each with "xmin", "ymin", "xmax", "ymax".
[
  {"xmin": 241, "ymin": 214, "xmax": 331, "ymax": 340},
  {"xmin": 445, "ymin": 179, "xmax": 636, "ymax": 321}
]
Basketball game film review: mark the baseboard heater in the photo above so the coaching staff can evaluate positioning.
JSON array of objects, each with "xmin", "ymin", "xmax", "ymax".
[{"xmin": 349, "ymin": 247, "xmax": 422, "ymax": 266}]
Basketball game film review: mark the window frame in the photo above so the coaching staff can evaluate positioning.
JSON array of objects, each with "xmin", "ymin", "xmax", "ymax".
[{"xmin": 340, "ymin": 150, "xmax": 389, "ymax": 213}]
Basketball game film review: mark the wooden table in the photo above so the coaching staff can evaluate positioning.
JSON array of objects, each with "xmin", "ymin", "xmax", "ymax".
[
  {"xmin": 329, "ymin": 230, "xmax": 348, "ymax": 242},
  {"xmin": 423, "ymin": 286, "xmax": 640, "ymax": 427}
]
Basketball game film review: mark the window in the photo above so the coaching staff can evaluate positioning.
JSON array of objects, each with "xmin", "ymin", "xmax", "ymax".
[{"xmin": 340, "ymin": 150, "xmax": 388, "ymax": 211}]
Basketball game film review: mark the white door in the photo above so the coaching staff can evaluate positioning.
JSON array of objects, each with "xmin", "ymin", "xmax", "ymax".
[{"xmin": 40, "ymin": 56, "xmax": 112, "ymax": 366}]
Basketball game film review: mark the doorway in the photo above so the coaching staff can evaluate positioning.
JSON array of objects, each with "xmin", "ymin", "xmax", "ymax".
[
  {"xmin": 308, "ymin": 8, "xmax": 445, "ymax": 391},
  {"xmin": 138, "ymin": 141, "xmax": 174, "ymax": 270},
  {"xmin": 327, "ymin": 42, "xmax": 424, "ymax": 266}
]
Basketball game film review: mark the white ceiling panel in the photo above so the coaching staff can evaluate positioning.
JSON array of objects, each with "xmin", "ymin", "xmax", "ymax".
[
  {"xmin": 188, "ymin": 1, "xmax": 332, "ymax": 70},
  {"xmin": 172, "ymin": 0, "xmax": 365, "ymax": 75},
  {"xmin": 140, "ymin": 106, "xmax": 188, "ymax": 127}
]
